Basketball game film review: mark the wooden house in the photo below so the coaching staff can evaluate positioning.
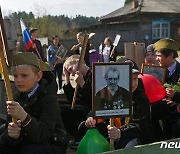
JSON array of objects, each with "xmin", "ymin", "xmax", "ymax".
[{"xmin": 87, "ymin": 0, "xmax": 180, "ymax": 55}]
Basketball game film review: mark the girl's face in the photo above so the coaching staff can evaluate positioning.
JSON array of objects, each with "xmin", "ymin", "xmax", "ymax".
[
  {"xmin": 12, "ymin": 65, "xmax": 42, "ymax": 93},
  {"xmin": 65, "ymin": 62, "xmax": 78, "ymax": 76},
  {"xmin": 132, "ymin": 73, "xmax": 138, "ymax": 92},
  {"xmin": 53, "ymin": 37, "xmax": 59, "ymax": 46}
]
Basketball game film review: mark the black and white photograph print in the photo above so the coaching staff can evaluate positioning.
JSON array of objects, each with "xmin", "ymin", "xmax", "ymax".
[
  {"xmin": 141, "ymin": 63, "xmax": 166, "ymax": 84},
  {"xmin": 55, "ymin": 45, "xmax": 67, "ymax": 60},
  {"xmin": 92, "ymin": 63, "xmax": 132, "ymax": 118}
]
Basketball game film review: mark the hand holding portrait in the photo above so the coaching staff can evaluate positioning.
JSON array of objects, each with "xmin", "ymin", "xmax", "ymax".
[{"xmin": 107, "ymin": 125, "xmax": 121, "ymax": 140}]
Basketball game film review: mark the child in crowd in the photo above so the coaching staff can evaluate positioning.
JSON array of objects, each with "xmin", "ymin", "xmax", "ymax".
[
  {"xmin": 70, "ymin": 59, "xmax": 154, "ymax": 149},
  {"xmin": 107, "ymin": 62, "xmax": 154, "ymax": 149},
  {"xmin": 61, "ymin": 54, "xmax": 92, "ymax": 135},
  {"xmin": 101, "ymin": 37, "xmax": 117, "ymax": 62},
  {"xmin": 145, "ymin": 44, "xmax": 159, "ymax": 65},
  {"xmin": 0, "ymin": 52, "xmax": 68, "ymax": 154}
]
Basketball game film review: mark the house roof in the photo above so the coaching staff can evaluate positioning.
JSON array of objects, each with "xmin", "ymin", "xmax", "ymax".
[{"xmin": 100, "ymin": 0, "xmax": 180, "ymax": 21}]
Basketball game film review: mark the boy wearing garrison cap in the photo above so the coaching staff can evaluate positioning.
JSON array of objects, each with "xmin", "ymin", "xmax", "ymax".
[
  {"xmin": 154, "ymin": 38, "xmax": 180, "ymax": 139},
  {"xmin": 0, "ymin": 52, "xmax": 68, "ymax": 154},
  {"xmin": 29, "ymin": 28, "xmax": 45, "ymax": 61}
]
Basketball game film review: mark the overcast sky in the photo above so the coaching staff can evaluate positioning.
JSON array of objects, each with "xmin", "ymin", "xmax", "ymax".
[{"xmin": 0, "ymin": 0, "xmax": 125, "ymax": 17}]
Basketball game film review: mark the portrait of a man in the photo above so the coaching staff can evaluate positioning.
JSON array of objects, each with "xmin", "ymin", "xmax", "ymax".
[
  {"xmin": 141, "ymin": 64, "xmax": 166, "ymax": 84},
  {"xmin": 93, "ymin": 65, "xmax": 131, "ymax": 117}
]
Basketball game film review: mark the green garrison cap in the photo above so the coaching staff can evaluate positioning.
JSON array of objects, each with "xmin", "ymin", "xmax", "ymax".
[
  {"xmin": 154, "ymin": 38, "xmax": 180, "ymax": 51},
  {"xmin": 39, "ymin": 60, "xmax": 51, "ymax": 71},
  {"xmin": 13, "ymin": 52, "xmax": 40, "ymax": 69}
]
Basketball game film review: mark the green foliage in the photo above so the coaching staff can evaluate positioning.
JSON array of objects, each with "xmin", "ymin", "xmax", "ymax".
[
  {"xmin": 6, "ymin": 11, "xmax": 100, "ymax": 39},
  {"xmin": 164, "ymin": 82, "xmax": 180, "ymax": 92}
]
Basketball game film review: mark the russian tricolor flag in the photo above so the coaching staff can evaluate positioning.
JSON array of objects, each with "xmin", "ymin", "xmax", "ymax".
[{"xmin": 20, "ymin": 18, "xmax": 34, "ymax": 51}]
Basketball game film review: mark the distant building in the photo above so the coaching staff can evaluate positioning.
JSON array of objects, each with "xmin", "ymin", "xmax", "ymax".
[{"xmin": 84, "ymin": 0, "xmax": 180, "ymax": 55}]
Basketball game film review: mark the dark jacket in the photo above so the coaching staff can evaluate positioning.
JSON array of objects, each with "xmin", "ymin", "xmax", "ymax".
[
  {"xmin": 28, "ymin": 39, "xmax": 45, "ymax": 61},
  {"xmin": 63, "ymin": 69, "xmax": 92, "ymax": 111},
  {"xmin": 119, "ymin": 80, "xmax": 154, "ymax": 144},
  {"xmin": 95, "ymin": 86, "xmax": 130, "ymax": 111},
  {"xmin": 75, "ymin": 43, "xmax": 90, "ymax": 67},
  {"xmin": 165, "ymin": 60, "xmax": 180, "ymax": 103},
  {"xmin": 1, "ymin": 73, "xmax": 68, "ymax": 149}
]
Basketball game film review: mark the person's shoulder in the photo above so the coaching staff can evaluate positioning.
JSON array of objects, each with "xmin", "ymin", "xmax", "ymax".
[{"xmin": 96, "ymin": 86, "xmax": 108, "ymax": 96}]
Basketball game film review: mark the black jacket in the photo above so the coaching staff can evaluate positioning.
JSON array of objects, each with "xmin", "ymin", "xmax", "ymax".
[
  {"xmin": 120, "ymin": 80, "xmax": 154, "ymax": 144},
  {"xmin": 75, "ymin": 43, "xmax": 90, "ymax": 67},
  {"xmin": 28, "ymin": 39, "xmax": 45, "ymax": 61},
  {"xmin": 165, "ymin": 61, "xmax": 180, "ymax": 103},
  {"xmin": 63, "ymin": 69, "xmax": 92, "ymax": 111},
  {"xmin": 1, "ymin": 72, "xmax": 68, "ymax": 149}
]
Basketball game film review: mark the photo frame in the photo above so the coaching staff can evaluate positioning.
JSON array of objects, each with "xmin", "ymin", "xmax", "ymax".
[
  {"xmin": 55, "ymin": 45, "xmax": 68, "ymax": 60},
  {"xmin": 92, "ymin": 63, "xmax": 132, "ymax": 118},
  {"xmin": 141, "ymin": 63, "xmax": 166, "ymax": 84}
]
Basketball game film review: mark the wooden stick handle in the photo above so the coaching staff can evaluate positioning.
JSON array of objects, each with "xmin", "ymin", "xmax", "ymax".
[
  {"xmin": 71, "ymin": 85, "xmax": 79, "ymax": 110},
  {"xmin": 35, "ymin": 48, "xmax": 42, "ymax": 60},
  {"xmin": 110, "ymin": 118, "xmax": 115, "ymax": 151},
  {"xmin": 110, "ymin": 45, "xmax": 116, "ymax": 58},
  {"xmin": 0, "ymin": 7, "xmax": 11, "ymax": 66},
  {"xmin": 0, "ymin": 25, "xmax": 17, "ymax": 122},
  {"xmin": 71, "ymin": 34, "xmax": 89, "ymax": 109}
]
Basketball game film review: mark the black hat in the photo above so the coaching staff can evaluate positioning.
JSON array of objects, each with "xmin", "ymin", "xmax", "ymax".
[{"xmin": 146, "ymin": 44, "xmax": 155, "ymax": 54}]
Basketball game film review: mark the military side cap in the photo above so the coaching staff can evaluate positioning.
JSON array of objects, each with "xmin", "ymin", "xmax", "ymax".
[
  {"xmin": 13, "ymin": 52, "xmax": 40, "ymax": 69},
  {"xmin": 39, "ymin": 60, "xmax": 51, "ymax": 71},
  {"xmin": 154, "ymin": 38, "xmax": 180, "ymax": 51}
]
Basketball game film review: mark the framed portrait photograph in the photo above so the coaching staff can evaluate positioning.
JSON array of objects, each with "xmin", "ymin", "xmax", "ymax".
[
  {"xmin": 55, "ymin": 45, "xmax": 67, "ymax": 60},
  {"xmin": 92, "ymin": 63, "xmax": 132, "ymax": 118},
  {"xmin": 141, "ymin": 63, "xmax": 166, "ymax": 84}
]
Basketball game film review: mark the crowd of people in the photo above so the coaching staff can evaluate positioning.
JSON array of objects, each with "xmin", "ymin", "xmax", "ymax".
[{"xmin": 0, "ymin": 27, "xmax": 179, "ymax": 153}]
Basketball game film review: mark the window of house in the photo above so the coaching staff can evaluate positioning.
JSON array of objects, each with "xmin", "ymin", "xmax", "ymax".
[{"xmin": 152, "ymin": 19, "xmax": 170, "ymax": 40}]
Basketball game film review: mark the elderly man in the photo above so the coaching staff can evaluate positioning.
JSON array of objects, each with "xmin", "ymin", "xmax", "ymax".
[{"xmin": 95, "ymin": 67, "xmax": 130, "ymax": 110}]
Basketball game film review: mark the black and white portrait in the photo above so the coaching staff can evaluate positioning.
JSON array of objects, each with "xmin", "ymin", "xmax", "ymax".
[
  {"xmin": 141, "ymin": 63, "xmax": 166, "ymax": 84},
  {"xmin": 93, "ymin": 63, "xmax": 132, "ymax": 118}
]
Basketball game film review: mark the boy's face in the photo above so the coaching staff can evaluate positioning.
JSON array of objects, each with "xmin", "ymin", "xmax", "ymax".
[
  {"xmin": 156, "ymin": 51, "xmax": 172, "ymax": 67},
  {"xmin": 132, "ymin": 73, "xmax": 138, "ymax": 92},
  {"xmin": 12, "ymin": 65, "xmax": 42, "ymax": 93},
  {"xmin": 31, "ymin": 31, "xmax": 38, "ymax": 38}
]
